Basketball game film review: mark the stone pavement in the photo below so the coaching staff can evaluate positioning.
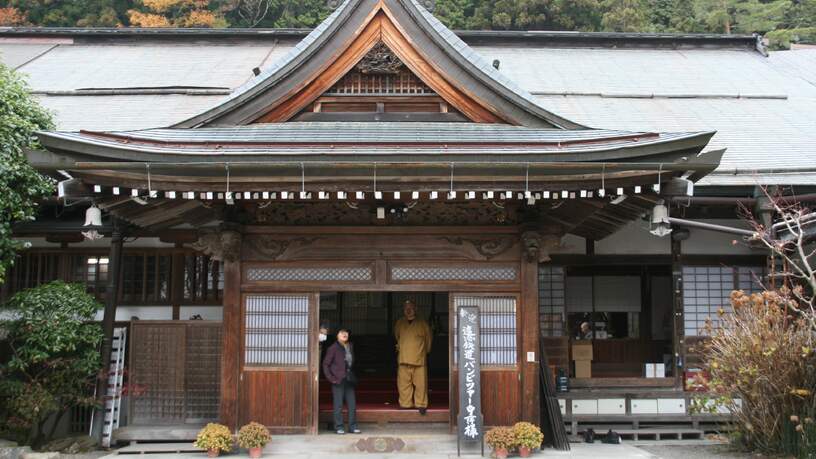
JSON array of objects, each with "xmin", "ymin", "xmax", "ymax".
[{"xmin": 99, "ymin": 442, "xmax": 657, "ymax": 459}]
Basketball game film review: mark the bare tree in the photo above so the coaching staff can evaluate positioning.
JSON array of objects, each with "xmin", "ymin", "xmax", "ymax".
[
  {"xmin": 235, "ymin": 0, "xmax": 272, "ymax": 27},
  {"xmin": 739, "ymin": 186, "xmax": 816, "ymax": 337}
]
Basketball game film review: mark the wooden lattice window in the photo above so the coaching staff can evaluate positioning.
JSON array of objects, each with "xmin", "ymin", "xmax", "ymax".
[
  {"xmin": 2, "ymin": 252, "xmax": 61, "ymax": 299},
  {"xmin": 121, "ymin": 253, "xmax": 172, "ymax": 304},
  {"xmin": 183, "ymin": 254, "xmax": 222, "ymax": 304},
  {"xmin": 70, "ymin": 254, "xmax": 109, "ymax": 299},
  {"xmin": 244, "ymin": 295, "xmax": 309, "ymax": 367},
  {"xmin": 539, "ymin": 266, "xmax": 566, "ymax": 337},
  {"xmin": 682, "ymin": 265, "xmax": 765, "ymax": 336},
  {"xmin": 454, "ymin": 296, "xmax": 517, "ymax": 366},
  {"xmin": 326, "ymin": 68, "xmax": 434, "ymax": 96}
]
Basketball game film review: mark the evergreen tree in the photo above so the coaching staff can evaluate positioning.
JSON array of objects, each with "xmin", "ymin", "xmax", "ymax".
[
  {"xmin": 552, "ymin": 0, "xmax": 603, "ymax": 31},
  {"xmin": 601, "ymin": 0, "xmax": 651, "ymax": 32},
  {"xmin": 435, "ymin": 0, "xmax": 473, "ymax": 29}
]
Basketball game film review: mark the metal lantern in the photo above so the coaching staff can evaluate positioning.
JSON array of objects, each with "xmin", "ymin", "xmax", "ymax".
[{"xmin": 650, "ymin": 201, "xmax": 672, "ymax": 237}]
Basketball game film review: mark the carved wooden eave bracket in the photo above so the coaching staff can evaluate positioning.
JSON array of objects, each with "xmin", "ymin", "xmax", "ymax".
[
  {"xmin": 521, "ymin": 231, "xmax": 562, "ymax": 263},
  {"xmin": 189, "ymin": 230, "xmax": 243, "ymax": 262},
  {"xmin": 440, "ymin": 236, "xmax": 516, "ymax": 260},
  {"xmin": 243, "ymin": 235, "xmax": 322, "ymax": 260}
]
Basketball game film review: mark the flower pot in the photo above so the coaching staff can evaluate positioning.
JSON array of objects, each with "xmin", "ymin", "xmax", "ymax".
[
  {"xmin": 519, "ymin": 445, "xmax": 532, "ymax": 457},
  {"xmin": 248, "ymin": 446, "xmax": 263, "ymax": 458},
  {"xmin": 494, "ymin": 447, "xmax": 509, "ymax": 459},
  {"xmin": 207, "ymin": 449, "xmax": 220, "ymax": 458}
]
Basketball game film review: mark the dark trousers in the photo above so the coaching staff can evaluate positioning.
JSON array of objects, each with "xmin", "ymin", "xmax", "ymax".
[{"xmin": 331, "ymin": 380, "xmax": 357, "ymax": 430}]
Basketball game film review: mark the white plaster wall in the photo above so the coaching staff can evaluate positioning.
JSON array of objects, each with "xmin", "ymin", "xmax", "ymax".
[
  {"xmin": 594, "ymin": 219, "xmax": 758, "ymax": 256},
  {"xmin": 90, "ymin": 305, "xmax": 222, "ymax": 321},
  {"xmin": 180, "ymin": 305, "xmax": 223, "ymax": 321},
  {"xmin": 93, "ymin": 306, "xmax": 172, "ymax": 321}
]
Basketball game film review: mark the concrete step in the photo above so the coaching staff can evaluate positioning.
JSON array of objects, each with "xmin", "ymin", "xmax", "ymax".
[{"xmin": 108, "ymin": 433, "xmax": 462, "ymax": 456}]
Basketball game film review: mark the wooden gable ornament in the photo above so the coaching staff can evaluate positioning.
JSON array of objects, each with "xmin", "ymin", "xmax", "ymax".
[{"xmin": 174, "ymin": 0, "xmax": 583, "ymax": 129}]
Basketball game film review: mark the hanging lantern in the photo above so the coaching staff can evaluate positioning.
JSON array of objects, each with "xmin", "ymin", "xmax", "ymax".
[{"xmin": 82, "ymin": 204, "xmax": 104, "ymax": 240}]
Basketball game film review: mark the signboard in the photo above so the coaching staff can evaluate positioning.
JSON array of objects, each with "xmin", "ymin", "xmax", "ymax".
[{"xmin": 457, "ymin": 305, "xmax": 483, "ymax": 455}]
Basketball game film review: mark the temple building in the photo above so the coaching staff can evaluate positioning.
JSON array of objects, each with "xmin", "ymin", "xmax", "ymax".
[{"xmin": 3, "ymin": 0, "xmax": 815, "ymax": 442}]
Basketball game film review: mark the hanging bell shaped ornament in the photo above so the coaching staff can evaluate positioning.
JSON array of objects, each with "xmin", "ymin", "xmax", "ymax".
[{"xmin": 84, "ymin": 204, "xmax": 102, "ymax": 227}]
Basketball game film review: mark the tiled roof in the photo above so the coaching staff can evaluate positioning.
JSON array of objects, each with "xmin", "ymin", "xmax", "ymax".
[
  {"xmin": 4, "ymin": 28, "xmax": 814, "ymax": 185},
  {"xmin": 40, "ymin": 122, "xmax": 711, "ymax": 162}
]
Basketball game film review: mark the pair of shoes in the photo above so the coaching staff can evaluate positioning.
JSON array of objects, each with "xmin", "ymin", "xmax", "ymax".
[
  {"xmin": 336, "ymin": 429, "xmax": 346, "ymax": 435},
  {"xmin": 601, "ymin": 429, "xmax": 621, "ymax": 444},
  {"xmin": 418, "ymin": 407, "xmax": 427, "ymax": 415}
]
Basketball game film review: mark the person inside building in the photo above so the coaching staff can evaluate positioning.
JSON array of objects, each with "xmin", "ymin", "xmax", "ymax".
[
  {"xmin": 577, "ymin": 321, "xmax": 593, "ymax": 340},
  {"xmin": 394, "ymin": 299, "xmax": 432, "ymax": 414},
  {"xmin": 322, "ymin": 328, "xmax": 360, "ymax": 434}
]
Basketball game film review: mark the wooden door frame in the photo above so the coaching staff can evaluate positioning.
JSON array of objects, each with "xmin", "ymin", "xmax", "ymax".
[
  {"xmin": 447, "ymin": 292, "xmax": 522, "ymax": 431},
  {"xmin": 238, "ymin": 292, "xmax": 319, "ymax": 434}
]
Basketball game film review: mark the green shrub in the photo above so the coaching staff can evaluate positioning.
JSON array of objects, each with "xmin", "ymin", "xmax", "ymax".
[{"xmin": 0, "ymin": 281, "xmax": 102, "ymax": 447}]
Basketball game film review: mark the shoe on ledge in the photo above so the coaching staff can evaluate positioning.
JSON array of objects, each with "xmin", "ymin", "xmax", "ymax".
[
  {"xmin": 336, "ymin": 429, "xmax": 346, "ymax": 435},
  {"xmin": 351, "ymin": 428, "xmax": 362, "ymax": 434},
  {"xmin": 419, "ymin": 407, "xmax": 427, "ymax": 415}
]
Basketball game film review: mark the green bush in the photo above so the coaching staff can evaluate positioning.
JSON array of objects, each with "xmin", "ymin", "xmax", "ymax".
[
  {"xmin": 0, "ymin": 62, "xmax": 54, "ymax": 284},
  {"xmin": 0, "ymin": 281, "xmax": 102, "ymax": 447}
]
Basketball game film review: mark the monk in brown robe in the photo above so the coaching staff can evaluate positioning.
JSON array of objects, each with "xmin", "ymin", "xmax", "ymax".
[{"xmin": 394, "ymin": 299, "xmax": 432, "ymax": 414}]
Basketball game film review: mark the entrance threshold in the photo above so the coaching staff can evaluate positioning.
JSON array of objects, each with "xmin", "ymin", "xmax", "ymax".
[
  {"xmin": 570, "ymin": 377, "xmax": 676, "ymax": 389},
  {"xmin": 319, "ymin": 407, "xmax": 449, "ymax": 424}
]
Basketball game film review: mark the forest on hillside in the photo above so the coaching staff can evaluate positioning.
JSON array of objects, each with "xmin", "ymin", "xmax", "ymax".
[{"xmin": 0, "ymin": 0, "xmax": 813, "ymax": 48}]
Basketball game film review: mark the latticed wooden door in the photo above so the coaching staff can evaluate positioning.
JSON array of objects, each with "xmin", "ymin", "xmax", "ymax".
[
  {"xmin": 239, "ymin": 293, "xmax": 317, "ymax": 433},
  {"xmin": 129, "ymin": 321, "xmax": 222, "ymax": 425}
]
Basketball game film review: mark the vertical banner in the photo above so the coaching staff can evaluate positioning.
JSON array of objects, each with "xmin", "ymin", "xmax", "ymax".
[{"xmin": 457, "ymin": 305, "xmax": 483, "ymax": 453}]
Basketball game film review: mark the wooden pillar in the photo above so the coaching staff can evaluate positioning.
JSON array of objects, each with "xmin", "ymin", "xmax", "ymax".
[
  {"xmin": 520, "ymin": 231, "xmax": 541, "ymax": 424},
  {"xmin": 92, "ymin": 220, "xmax": 124, "ymax": 443},
  {"xmin": 219, "ymin": 230, "xmax": 242, "ymax": 430},
  {"xmin": 171, "ymin": 244, "xmax": 185, "ymax": 320},
  {"xmin": 671, "ymin": 238, "xmax": 684, "ymax": 389}
]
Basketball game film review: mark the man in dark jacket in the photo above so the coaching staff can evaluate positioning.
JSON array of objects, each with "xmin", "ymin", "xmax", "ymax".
[{"xmin": 322, "ymin": 328, "xmax": 360, "ymax": 434}]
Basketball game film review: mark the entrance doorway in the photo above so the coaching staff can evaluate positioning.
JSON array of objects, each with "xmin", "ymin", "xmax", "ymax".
[
  {"xmin": 318, "ymin": 292, "xmax": 450, "ymax": 426},
  {"xmin": 563, "ymin": 265, "xmax": 674, "ymax": 379}
]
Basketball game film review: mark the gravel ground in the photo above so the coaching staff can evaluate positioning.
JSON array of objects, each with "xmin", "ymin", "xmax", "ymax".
[{"xmin": 637, "ymin": 444, "xmax": 774, "ymax": 458}]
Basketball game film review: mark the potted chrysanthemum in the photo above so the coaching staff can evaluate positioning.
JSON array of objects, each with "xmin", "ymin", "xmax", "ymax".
[
  {"xmin": 513, "ymin": 421, "xmax": 544, "ymax": 457},
  {"xmin": 485, "ymin": 426, "xmax": 516, "ymax": 459},
  {"xmin": 237, "ymin": 421, "xmax": 272, "ymax": 458},
  {"xmin": 194, "ymin": 423, "xmax": 233, "ymax": 457}
]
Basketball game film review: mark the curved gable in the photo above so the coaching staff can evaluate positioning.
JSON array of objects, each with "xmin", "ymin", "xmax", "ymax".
[{"xmin": 173, "ymin": 0, "xmax": 584, "ymax": 129}]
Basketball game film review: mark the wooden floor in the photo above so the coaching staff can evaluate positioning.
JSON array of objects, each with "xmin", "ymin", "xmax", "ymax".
[
  {"xmin": 318, "ymin": 407, "xmax": 449, "ymax": 424},
  {"xmin": 569, "ymin": 377, "xmax": 676, "ymax": 389}
]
